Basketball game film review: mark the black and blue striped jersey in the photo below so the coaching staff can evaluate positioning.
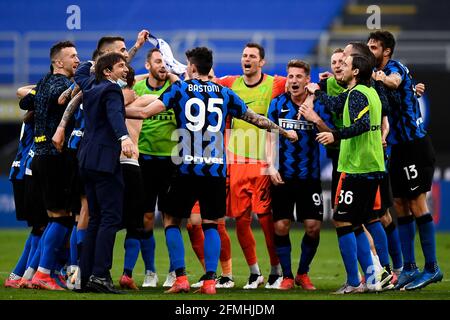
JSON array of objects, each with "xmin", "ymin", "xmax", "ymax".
[
  {"xmin": 268, "ymin": 93, "xmax": 334, "ymax": 179},
  {"xmin": 9, "ymin": 121, "xmax": 34, "ymax": 181},
  {"xmin": 24, "ymin": 142, "xmax": 35, "ymax": 176},
  {"xmin": 158, "ymin": 79, "xmax": 247, "ymax": 177},
  {"xmin": 68, "ymin": 104, "xmax": 85, "ymax": 150},
  {"xmin": 383, "ymin": 60, "xmax": 426, "ymax": 144},
  {"xmin": 34, "ymin": 74, "xmax": 73, "ymax": 155}
]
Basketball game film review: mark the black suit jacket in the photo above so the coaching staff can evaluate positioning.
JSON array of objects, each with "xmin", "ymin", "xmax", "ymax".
[{"xmin": 75, "ymin": 61, "xmax": 128, "ymax": 173}]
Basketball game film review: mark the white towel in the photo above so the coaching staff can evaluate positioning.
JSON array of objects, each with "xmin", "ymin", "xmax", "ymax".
[{"xmin": 148, "ymin": 34, "xmax": 187, "ymax": 76}]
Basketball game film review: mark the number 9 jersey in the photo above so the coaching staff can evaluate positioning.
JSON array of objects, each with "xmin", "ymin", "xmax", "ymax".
[{"xmin": 158, "ymin": 79, "xmax": 247, "ymax": 177}]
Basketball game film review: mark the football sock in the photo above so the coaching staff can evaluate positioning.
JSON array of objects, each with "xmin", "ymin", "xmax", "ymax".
[
  {"xmin": 355, "ymin": 227, "xmax": 377, "ymax": 285},
  {"xmin": 39, "ymin": 219, "xmax": 69, "ymax": 271},
  {"xmin": 218, "ymin": 222, "xmax": 232, "ymax": 276},
  {"xmin": 298, "ymin": 233, "xmax": 320, "ymax": 275},
  {"xmin": 366, "ymin": 221, "xmax": 391, "ymax": 268},
  {"xmin": 124, "ymin": 236, "xmax": 140, "ymax": 277},
  {"xmin": 416, "ymin": 213, "xmax": 438, "ymax": 272},
  {"xmin": 27, "ymin": 233, "xmax": 41, "ymax": 269},
  {"xmin": 12, "ymin": 232, "xmax": 32, "ymax": 277},
  {"xmin": 140, "ymin": 230, "xmax": 156, "ymax": 272},
  {"xmin": 258, "ymin": 213, "xmax": 279, "ymax": 266},
  {"xmin": 202, "ymin": 224, "xmax": 221, "ymax": 274},
  {"xmin": 186, "ymin": 223, "xmax": 205, "ymax": 268},
  {"xmin": 69, "ymin": 225, "xmax": 78, "ymax": 266},
  {"xmin": 274, "ymin": 234, "xmax": 293, "ymax": 278},
  {"xmin": 236, "ymin": 213, "xmax": 257, "ymax": 266},
  {"xmin": 398, "ymin": 215, "xmax": 416, "ymax": 270},
  {"xmin": 76, "ymin": 228, "xmax": 86, "ymax": 261},
  {"xmin": 165, "ymin": 226, "xmax": 185, "ymax": 271},
  {"xmin": 336, "ymin": 226, "xmax": 360, "ymax": 287},
  {"xmin": 384, "ymin": 222, "xmax": 403, "ymax": 270},
  {"xmin": 249, "ymin": 263, "xmax": 261, "ymax": 275}
]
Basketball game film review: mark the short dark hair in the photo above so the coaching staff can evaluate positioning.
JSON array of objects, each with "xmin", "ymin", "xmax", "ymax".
[
  {"xmin": 50, "ymin": 41, "xmax": 76, "ymax": 60},
  {"xmin": 146, "ymin": 48, "xmax": 161, "ymax": 61},
  {"xmin": 367, "ymin": 31, "xmax": 396, "ymax": 57},
  {"xmin": 332, "ymin": 48, "xmax": 344, "ymax": 54},
  {"xmin": 97, "ymin": 36, "xmax": 125, "ymax": 54},
  {"xmin": 94, "ymin": 52, "xmax": 127, "ymax": 83},
  {"xmin": 125, "ymin": 64, "xmax": 135, "ymax": 88},
  {"xmin": 348, "ymin": 42, "xmax": 376, "ymax": 67},
  {"xmin": 287, "ymin": 59, "xmax": 310, "ymax": 76},
  {"xmin": 185, "ymin": 47, "xmax": 213, "ymax": 76},
  {"xmin": 91, "ymin": 48, "xmax": 100, "ymax": 61},
  {"xmin": 350, "ymin": 54, "xmax": 374, "ymax": 86},
  {"xmin": 245, "ymin": 42, "xmax": 265, "ymax": 59}
]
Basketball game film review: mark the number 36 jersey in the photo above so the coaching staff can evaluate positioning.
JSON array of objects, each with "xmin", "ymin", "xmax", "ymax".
[{"xmin": 158, "ymin": 79, "xmax": 247, "ymax": 177}]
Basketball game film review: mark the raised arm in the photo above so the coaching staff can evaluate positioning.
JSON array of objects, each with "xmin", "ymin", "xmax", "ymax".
[
  {"xmin": 127, "ymin": 29, "xmax": 150, "ymax": 63},
  {"xmin": 74, "ymin": 61, "xmax": 94, "ymax": 91}
]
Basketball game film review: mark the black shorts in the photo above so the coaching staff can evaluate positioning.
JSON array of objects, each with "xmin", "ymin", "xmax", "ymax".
[
  {"xmin": 373, "ymin": 172, "xmax": 393, "ymax": 217},
  {"xmin": 12, "ymin": 179, "xmax": 27, "ymax": 221},
  {"xmin": 390, "ymin": 135, "xmax": 435, "ymax": 199},
  {"xmin": 23, "ymin": 174, "xmax": 48, "ymax": 226},
  {"xmin": 139, "ymin": 155, "xmax": 177, "ymax": 214},
  {"xmin": 31, "ymin": 154, "xmax": 72, "ymax": 212},
  {"xmin": 67, "ymin": 149, "xmax": 85, "ymax": 215},
  {"xmin": 272, "ymin": 178, "xmax": 324, "ymax": 222},
  {"xmin": 333, "ymin": 173, "xmax": 381, "ymax": 225},
  {"xmin": 122, "ymin": 163, "xmax": 145, "ymax": 231},
  {"xmin": 166, "ymin": 174, "xmax": 226, "ymax": 220}
]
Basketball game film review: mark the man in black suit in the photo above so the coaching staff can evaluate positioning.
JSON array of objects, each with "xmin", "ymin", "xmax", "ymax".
[{"xmin": 75, "ymin": 52, "xmax": 135, "ymax": 293}]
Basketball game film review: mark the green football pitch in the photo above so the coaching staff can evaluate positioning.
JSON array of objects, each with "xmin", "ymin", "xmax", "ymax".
[{"xmin": 0, "ymin": 227, "xmax": 449, "ymax": 300}]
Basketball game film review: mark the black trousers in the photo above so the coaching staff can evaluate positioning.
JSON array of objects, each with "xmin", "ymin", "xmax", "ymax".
[{"xmin": 79, "ymin": 165, "xmax": 124, "ymax": 285}]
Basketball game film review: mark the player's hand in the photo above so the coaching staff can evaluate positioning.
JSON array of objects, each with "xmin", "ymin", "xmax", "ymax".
[
  {"xmin": 270, "ymin": 170, "xmax": 285, "ymax": 186},
  {"xmin": 415, "ymin": 82, "xmax": 425, "ymax": 97},
  {"xmin": 299, "ymin": 103, "xmax": 319, "ymax": 123},
  {"xmin": 374, "ymin": 70, "xmax": 386, "ymax": 82},
  {"xmin": 121, "ymin": 138, "xmax": 135, "ymax": 158},
  {"xmin": 316, "ymin": 132, "xmax": 334, "ymax": 145},
  {"xmin": 123, "ymin": 88, "xmax": 137, "ymax": 106},
  {"xmin": 285, "ymin": 130, "xmax": 298, "ymax": 142},
  {"xmin": 305, "ymin": 83, "xmax": 320, "ymax": 95},
  {"xmin": 52, "ymin": 126, "xmax": 66, "ymax": 153},
  {"xmin": 135, "ymin": 29, "xmax": 150, "ymax": 48},
  {"xmin": 319, "ymin": 71, "xmax": 333, "ymax": 81}
]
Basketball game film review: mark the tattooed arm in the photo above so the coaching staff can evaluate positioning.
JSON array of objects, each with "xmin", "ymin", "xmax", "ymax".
[
  {"xmin": 239, "ymin": 108, "xmax": 298, "ymax": 142},
  {"xmin": 127, "ymin": 29, "xmax": 150, "ymax": 63},
  {"xmin": 52, "ymin": 91, "xmax": 83, "ymax": 152},
  {"xmin": 58, "ymin": 85, "xmax": 74, "ymax": 105}
]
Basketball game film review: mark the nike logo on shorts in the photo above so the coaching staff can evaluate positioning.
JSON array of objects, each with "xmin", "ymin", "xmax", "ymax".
[{"xmin": 410, "ymin": 186, "xmax": 419, "ymax": 191}]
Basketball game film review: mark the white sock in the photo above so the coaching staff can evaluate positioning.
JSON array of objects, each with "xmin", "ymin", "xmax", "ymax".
[
  {"xmin": 37, "ymin": 267, "xmax": 51, "ymax": 274},
  {"xmin": 249, "ymin": 263, "xmax": 260, "ymax": 275},
  {"xmin": 22, "ymin": 267, "xmax": 35, "ymax": 280},
  {"xmin": 271, "ymin": 263, "xmax": 282, "ymax": 276},
  {"xmin": 370, "ymin": 252, "xmax": 382, "ymax": 280},
  {"xmin": 9, "ymin": 273, "xmax": 21, "ymax": 280}
]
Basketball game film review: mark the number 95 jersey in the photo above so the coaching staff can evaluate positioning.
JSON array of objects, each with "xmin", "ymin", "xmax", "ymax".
[{"xmin": 158, "ymin": 79, "xmax": 247, "ymax": 177}]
